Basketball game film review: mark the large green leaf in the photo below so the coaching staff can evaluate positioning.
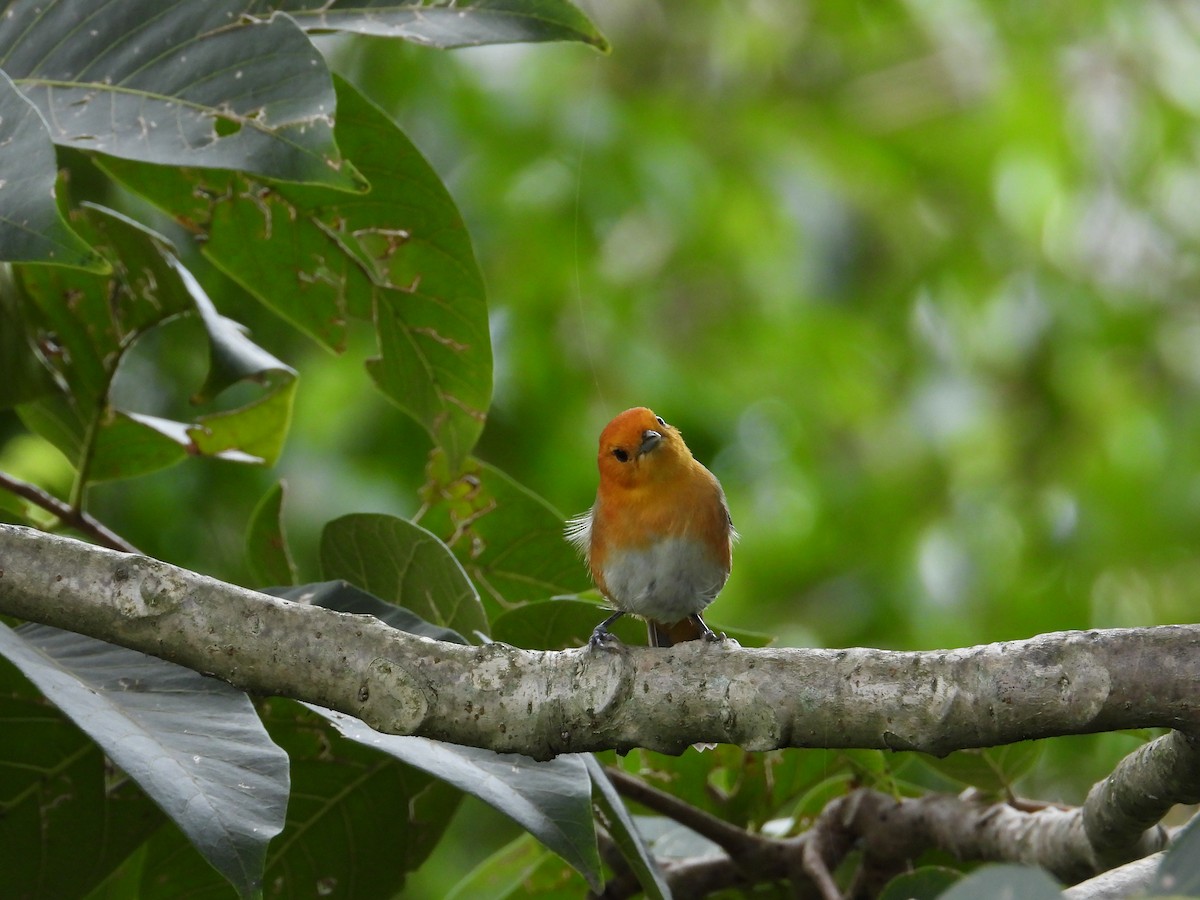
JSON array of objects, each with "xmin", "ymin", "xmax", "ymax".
[
  {"xmin": 320, "ymin": 512, "xmax": 489, "ymax": 640},
  {"xmin": 137, "ymin": 697, "xmax": 462, "ymax": 899},
  {"xmin": 0, "ymin": 623, "xmax": 290, "ymax": 897},
  {"xmin": 0, "ymin": 0, "xmax": 361, "ymax": 190},
  {"xmin": 12, "ymin": 205, "xmax": 297, "ymax": 482},
  {"xmin": 307, "ymin": 705, "xmax": 603, "ymax": 892},
  {"xmin": 0, "ymin": 651, "xmax": 164, "ymax": 900},
  {"xmin": 417, "ymin": 454, "xmax": 590, "ymax": 617},
  {"xmin": 0, "ymin": 70, "xmax": 102, "ymax": 270},
  {"xmin": 265, "ymin": 0, "xmax": 609, "ymax": 50},
  {"xmin": 102, "ymin": 76, "xmax": 492, "ymax": 467}
]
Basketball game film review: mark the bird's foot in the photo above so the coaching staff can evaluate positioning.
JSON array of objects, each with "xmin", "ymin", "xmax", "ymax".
[
  {"xmin": 588, "ymin": 627, "xmax": 623, "ymax": 650},
  {"xmin": 589, "ymin": 610, "xmax": 627, "ymax": 650}
]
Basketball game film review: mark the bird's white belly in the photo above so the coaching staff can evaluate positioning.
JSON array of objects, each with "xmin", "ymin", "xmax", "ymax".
[{"xmin": 599, "ymin": 537, "xmax": 728, "ymax": 623}]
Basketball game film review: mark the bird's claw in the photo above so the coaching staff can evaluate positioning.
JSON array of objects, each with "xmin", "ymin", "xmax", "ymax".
[{"xmin": 588, "ymin": 628, "xmax": 623, "ymax": 651}]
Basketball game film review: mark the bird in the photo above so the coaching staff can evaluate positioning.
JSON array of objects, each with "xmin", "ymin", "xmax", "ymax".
[{"xmin": 566, "ymin": 407, "xmax": 735, "ymax": 648}]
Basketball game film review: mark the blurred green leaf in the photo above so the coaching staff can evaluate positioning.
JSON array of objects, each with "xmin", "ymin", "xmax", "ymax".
[
  {"xmin": 919, "ymin": 743, "xmax": 1042, "ymax": 797},
  {"xmin": 320, "ymin": 512, "xmax": 489, "ymax": 639},
  {"xmin": 0, "ymin": 0, "xmax": 362, "ymax": 189},
  {"xmin": 246, "ymin": 481, "xmax": 298, "ymax": 587},
  {"xmin": 273, "ymin": 0, "xmax": 610, "ymax": 51},
  {"xmin": 491, "ymin": 595, "xmax": 770, "ymax": 650},
  {"xmin": 492, "ymin": 595, "xmax": 640, "ymax": 649},
  {"xmin": 878, "ymin": 867, "xmax": 962, "ymax": 900},
  {"xmin": 445, "ymin": 833, "xmax": 589, "ymax": 900},
  {"xmin": 0, "ymin": 71, "xmax": 103, "ymax": 270},
  {"xmin": 938, "ymin": 864, "xmax": 1062, "ymax": 900}
]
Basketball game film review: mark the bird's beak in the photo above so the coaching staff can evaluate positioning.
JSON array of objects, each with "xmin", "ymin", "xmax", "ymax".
[{"xmin": 638, "ymin": 430, "xmax": 662, "ymax": 456}]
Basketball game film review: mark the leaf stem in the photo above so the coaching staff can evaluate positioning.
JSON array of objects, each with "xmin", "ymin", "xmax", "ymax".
[{"xmin": 0, "ymin": 471, "xmax": 140, "ymax": 553}]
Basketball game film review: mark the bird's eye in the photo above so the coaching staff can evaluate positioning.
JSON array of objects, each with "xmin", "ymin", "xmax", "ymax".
[
  {"xmin": 612, "ymin": 448, "xmax": 630, "ymax": 463},
  {"xmin": 655, "ymin": 416, "xmax": 666, "ymax": 427}
]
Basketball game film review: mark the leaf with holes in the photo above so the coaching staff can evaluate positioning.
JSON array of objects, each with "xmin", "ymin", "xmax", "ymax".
[
  {"xmin": 13, "ymin": 204, "xmax": 297, "ymax": 482},
  {"xmin": 0, "ymin": 0, "xmax": 361, "ymax": 189},
  {"xmin": 102, "ymin": 76, "xmax": 491, "ymax": 467}
]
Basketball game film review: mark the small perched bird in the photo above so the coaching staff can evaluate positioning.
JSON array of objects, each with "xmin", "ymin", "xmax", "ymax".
[{"xmin": 567, "ymin": 407, "xmax": 735, "ymax": 647}]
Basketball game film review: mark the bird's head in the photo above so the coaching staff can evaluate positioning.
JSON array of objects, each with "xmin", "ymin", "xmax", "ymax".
[{"xmin": 596, "ymin": 407, "xmax": 694, "ymax": 488}]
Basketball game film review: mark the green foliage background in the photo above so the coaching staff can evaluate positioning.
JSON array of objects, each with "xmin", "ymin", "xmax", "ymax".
[{"xmin": 3, "ymin": 0, "xmax": 1200, "ymax": 895}]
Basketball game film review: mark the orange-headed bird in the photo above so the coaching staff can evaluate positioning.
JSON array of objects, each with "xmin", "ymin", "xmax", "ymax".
[{"xmin": 567, "ymin": 407, "xmax": 735, "ymax": 647}]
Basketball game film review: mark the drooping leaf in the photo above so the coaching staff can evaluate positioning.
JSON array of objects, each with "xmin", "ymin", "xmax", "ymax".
[
  {"xmin": 246, "ymin": 481, "xmax": 299, "ymax": 588},
  {"xmin": 13, "ymin": 204, "xmax": 297, "ymax": 482},
  {"xmin": 0, "ymin": 0, "xmax": 363, "ymax": 189},
  {"xmin": 138, "ymin": 698, "xmax": 462, "ymax": 899},
  {"xmin": 585, "ymin": 756, "xmax": 671, "ymax": 900},
  {"xmin": 102, "ymin": 76, "xmax": 492, "ymax": 467},
  {"xmin": 0, "ymin": 70, "xmax": 103, "ymax": 270},
  {"xmin": 417, "ymin": 453, "xmax": 590, "ymax": 617},
  {"xmin": 0, "ymin": 623, "xmax": 290, "ymax": 898},
  {"xmin": 306, "ymin": 705, "xmax": 603, "ymax": 892},
  {"xmin": 0, "ymin": 651, "xmax": 164, "ymax": 900},
  {"xmin": 266, "ymin": 0, "xmax": 609, "ymax": 51},
  {"xmin": 320, "ymin": 513, "xmax": 489, "ymax": 640}
]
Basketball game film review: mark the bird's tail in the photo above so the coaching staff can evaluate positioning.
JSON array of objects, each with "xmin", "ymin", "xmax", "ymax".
[{"xmin": 648, "ymin": 615, "xmax": 711, "ymax": 647}]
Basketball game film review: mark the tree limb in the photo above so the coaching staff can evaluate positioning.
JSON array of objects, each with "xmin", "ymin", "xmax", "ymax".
[{"xmin": 2, "ymin": 523, "xmax": 1200, "ymax": 761}]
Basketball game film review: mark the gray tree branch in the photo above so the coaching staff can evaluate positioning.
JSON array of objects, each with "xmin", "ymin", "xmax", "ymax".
[
  {"xmin": 4, "ymin": 523, "xmax": 1199, "ymax": 893},
  {"xmin": 1, "ymin": 522, "xmax": 1199, "ymax": 762}
]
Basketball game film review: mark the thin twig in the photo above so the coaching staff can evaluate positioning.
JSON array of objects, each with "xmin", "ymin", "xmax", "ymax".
[
  {"xmin": 605, "ymin": 766, "xmax": 765, "ymax": 859},
  {"xmin": 0, "ymin": 471, "xmax": 140, "ymax": 554}
]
